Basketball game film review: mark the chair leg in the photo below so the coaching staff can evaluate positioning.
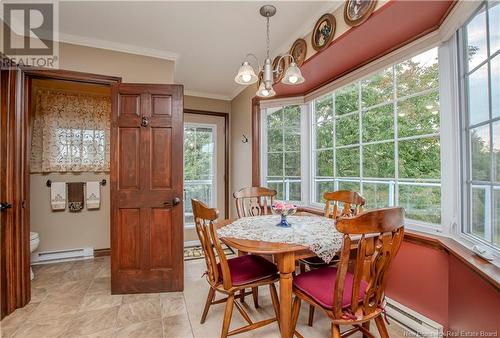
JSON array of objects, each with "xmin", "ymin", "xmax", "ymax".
[
  {"xmin": 307, "ymin": 305, "xmax": 315, "ymax": 326},
  {"xmin": 362, "ymin": 321, "xmax": 370, "ymax": 338},
  {"xmin": 291, "ymin": 296, "xmax": 301, "ymax": 336},
  {"xmin": 239, "ymin": 289, "xmax": 245, "ymax": 303},
  {"xmin": 374, "ymin": 316, "xmax": 389, "ymax": 338},
  {"xmin": 269, "ymin": 284, "xmax": 280, "ymax": 324},
  {"xmin": 201, "ymin": 287, "xmax": 215, "ymax": 324},
  {"xmin": 251, "ymin": 287, "xmax": 259, "ymax": 308},
  {"xmin": 331, "ymin": 324, "xmax": 341, "ymax": 338},
  {"xmin": 221, "ymin": 294, "xmax": 235, "ymax": 338},
  {"xmin": 299, "ymin": 262, "xmax": 306, "ymax": 273}
]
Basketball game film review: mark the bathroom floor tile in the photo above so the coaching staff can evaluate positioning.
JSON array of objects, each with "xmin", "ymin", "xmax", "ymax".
[
  {"xmin": 86, "ymin": 277, "xmax": 111, "ymax": 296},
  {"xmin": 115, "ymin": 297, "xmax": 161, "ymax": 328},
  {"xmin": 13, "ymin": 313, "xmax": 74, "ymax": 338},
  {"xmin": 160, "ymin": 292, "xmax": 187, "ymax": 318},
  {"xmin": 78, "ymin": 294, "xmax": 123, "ymax": 312},
  {"xmin": 162, "ymin": 314, "xmax": 194, "ymax": 338},
  {"xmin": 64, "ymin": 306, "xmax": 119, "ymax": 336},
  {"xmin": 114, "ymin": 319, "xmax": 163, "ymax": 338}
]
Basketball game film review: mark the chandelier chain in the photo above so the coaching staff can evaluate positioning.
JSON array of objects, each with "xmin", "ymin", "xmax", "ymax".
[{"xmin": 266, "ymin": 16, "xmax": 270, "ymax": 59}]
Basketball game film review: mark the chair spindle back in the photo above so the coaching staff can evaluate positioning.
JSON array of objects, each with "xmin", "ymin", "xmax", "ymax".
[
  {"xmin": 333, "ymin": 207, "xmax": 404, "ymax": 319},
  {"xmin": 324, "ymin": 190, "xmax": 365, "ymax": 219},
  {"xmin": 191, "ymin": 199, "xmax": 233, "ymax": 289},
  {"xmin": 233, "ymin": 187, "xmax": 277, "ymax": 218}
]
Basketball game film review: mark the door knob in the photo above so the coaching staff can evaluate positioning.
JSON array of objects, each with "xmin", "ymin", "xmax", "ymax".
[
  {"xmin": 164, "ymin": 197, "xmax": 181, "ymax": 207},
  {"xmin": 141, "ymin": 116, "xmax": 149, "ymax": 127},
  {"xmin": 0, "ymin": 202, "xmax": 12, "ymax": 211}
]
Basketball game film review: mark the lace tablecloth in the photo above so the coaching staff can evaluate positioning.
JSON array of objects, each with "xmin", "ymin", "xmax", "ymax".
[{"xmin": 217, "ymin": 215, "xmax": 343, "ymax": 263}]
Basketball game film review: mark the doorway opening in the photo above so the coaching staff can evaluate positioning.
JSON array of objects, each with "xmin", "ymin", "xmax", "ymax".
[{"xmin": 182, "ymin": 109, "xmax": 229, "ymax": 247}]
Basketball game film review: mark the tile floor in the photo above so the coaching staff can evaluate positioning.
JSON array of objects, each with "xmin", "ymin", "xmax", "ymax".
[{"xmin": 0, "ymin": 256, "xmax": 408, "ymax": 338}]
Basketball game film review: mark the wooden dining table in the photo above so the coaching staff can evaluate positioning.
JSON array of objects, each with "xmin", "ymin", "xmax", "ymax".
[{"xmin": 217, "ymin": 218, "xmax": 319, "ymax": 338}]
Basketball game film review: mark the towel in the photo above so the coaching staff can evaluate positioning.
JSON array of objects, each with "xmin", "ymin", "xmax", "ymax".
[
  {"xmin": 86, "ymin": 181, "xmax": 101, "ymax": 210},
  {"xmin": 50, "ymin": 182, "xmax": 66, "ymax": 210},
  {"xmin": 68, "ymin": 182, "xmax": 84, "ymax": 212}
]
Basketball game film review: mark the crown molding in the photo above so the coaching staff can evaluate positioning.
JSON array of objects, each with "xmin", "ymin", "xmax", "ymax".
[
  {"xmin": 58, "ymin": 32, "xmax": 179, "ymax": 61},
  {"xmin": 184, "ymin": 90, "xmax": 231, "ymax": 101}
]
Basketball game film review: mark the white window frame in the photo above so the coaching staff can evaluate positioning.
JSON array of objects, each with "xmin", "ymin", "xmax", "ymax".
[
  {"xmin": 308, "ymin": 47, "xmax": 443, "ymax": 232},
  {"xmin": 457, "ymin": 1, "xmax": 500, "ymax": 253},
  {"xmin": 258, "ymin": 1, "xmax": 490, "ymax": 243},
  {"xmin": 183, "ymin": 122, "xmax": 217, "ymax": 228},
  {"xmin": 260, "ymin": 104, "xmax": 307, "ymax": 203}
]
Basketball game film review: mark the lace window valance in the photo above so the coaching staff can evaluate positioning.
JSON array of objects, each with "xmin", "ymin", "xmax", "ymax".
[{"xmin": 30, "ymin": 89, "xmax": 111, "ymax": 173}]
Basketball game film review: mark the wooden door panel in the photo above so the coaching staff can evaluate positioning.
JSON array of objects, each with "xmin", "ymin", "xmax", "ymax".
[
  {"xmin": 118, "ymin": 128, "xmax": 140, "ymax": 190},
  {"xmin": 117, "ymin": 209, "xmax": 141, "ymax": 270},
  {"xmin": 150, "ymin": 208, "xmax": 173, "ymax": 269},
  {"xmin": 151, "ymin": 128, "xmax": 172, "ymax": 189},
  {"xmin": 152, "ymin": 95, "xmax": 172, "ymax": 117},
  {"xmin": 111, "ymin": 83, "xmax": 183, "ymax": 294},
  {"xmin": 119, "ymin": 94, "xmax": 140, "ymax": 117}
]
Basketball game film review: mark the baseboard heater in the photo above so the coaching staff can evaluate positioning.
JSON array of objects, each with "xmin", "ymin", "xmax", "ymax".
[
  {"xmin": 385, "ymin": 297, "xmax": 443, "ymax": 337},
  {"xmin": 31, "ymin": 247, "xmax": 94, "ymax": 264}
]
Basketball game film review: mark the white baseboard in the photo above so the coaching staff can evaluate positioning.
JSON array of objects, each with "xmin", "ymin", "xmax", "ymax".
[{"xmin": 31, "ymin": 247, "xmax": 94, "ymax": 265}]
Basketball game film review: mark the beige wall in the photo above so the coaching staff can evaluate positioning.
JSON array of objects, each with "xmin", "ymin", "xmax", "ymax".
[
  {"xmin": 31, "ymin": 173, "xmax": 110, "ymax": 252},
  {"xmin": 229, "ymin": 85, "xmax": 257, "ymax": 217},
  {"xmin": 59, "ymin": 42, "xmax": 175, "ymax": 83},
  {"xmin": 184, "ymin": 95, "xmax": 230, "ymax": 114}
]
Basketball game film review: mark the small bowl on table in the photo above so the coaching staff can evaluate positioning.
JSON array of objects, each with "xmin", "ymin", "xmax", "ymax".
[{"xmin": 272, "ymin": 202, "xmax": 297, "ymax": 227}]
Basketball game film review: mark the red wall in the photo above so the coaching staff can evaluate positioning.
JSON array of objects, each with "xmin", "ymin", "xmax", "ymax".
[
  {"xmin": 448, "ymin": 255, "xmax": 500, "ymax": 334},
  {"xmin": 386, "ymin": 241, "xmax": 500, "ymax": 332},
  {"xmin": 386, "ymin": 242, "xmax": 449, "ymax": 327}
]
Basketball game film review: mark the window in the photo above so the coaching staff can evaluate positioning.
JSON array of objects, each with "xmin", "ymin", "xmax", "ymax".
[
  {"xmin": 183, "ymin": 124, "xmax": 216, "ymax": 226},
  {"xmin": 460, "ymin": 2, "xmax": 500, "ymax": 248},
  {"xmin": 30, "ymin": 89, "xmax": 111, "ymax": 173},
  {"xmin": 262, "ymin": 105, "xmax": 302, "ymax": 201},
  {"xmin": 311, "ymin": 48, "xmax": 441, "ymax": 225}
]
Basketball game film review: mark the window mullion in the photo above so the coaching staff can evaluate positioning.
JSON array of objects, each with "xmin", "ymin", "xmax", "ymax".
[{"xmin": 393, "ymin": 65, "xmax": 399, "ymax": 208}]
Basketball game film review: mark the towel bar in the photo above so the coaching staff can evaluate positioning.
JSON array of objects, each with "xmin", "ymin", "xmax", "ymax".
[{"xmin": 46, "ymin": 179, "xmax": 106, "ymax": 187}]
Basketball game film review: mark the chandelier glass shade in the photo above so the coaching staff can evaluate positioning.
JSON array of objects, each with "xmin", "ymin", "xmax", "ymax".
[{"xmin": 234, "ymin": 5, "xmax": 305, "ymax": 98}]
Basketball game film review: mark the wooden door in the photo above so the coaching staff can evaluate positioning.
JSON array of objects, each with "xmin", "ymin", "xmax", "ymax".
[
  {"xmin": 111, "ymin": 84, "xmax": 184, "ymax": 294},
  {"xmin": 0, "ymin": 62, "xmax": 31, "ymax": 319}
]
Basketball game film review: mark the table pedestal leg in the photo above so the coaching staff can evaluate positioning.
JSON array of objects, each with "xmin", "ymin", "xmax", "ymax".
[{"xmin": 276, "ymin": 252, "xmax": 295, "ymax": 338}]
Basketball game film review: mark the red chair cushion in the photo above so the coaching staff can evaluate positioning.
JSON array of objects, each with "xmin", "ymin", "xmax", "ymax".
[
  {"xmin": 218, "ymin": 255, "xmax": 278, "ymax": 286},
  {"xmin": 293, "ymin": 266, "xmax": 367, "ymax": 309}
]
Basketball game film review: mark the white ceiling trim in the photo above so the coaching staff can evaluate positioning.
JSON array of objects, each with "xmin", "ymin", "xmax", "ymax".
[
  {"xmin": 229, "ymin": 1, "xmax": 344, "ymax": 100},
  {"xmin": 58, "ymin": 32, "xmax": 180, "ymax": 61},
  {"xmin": 184, "ymin": 90, "xmax": 231, "ymax": 101}
]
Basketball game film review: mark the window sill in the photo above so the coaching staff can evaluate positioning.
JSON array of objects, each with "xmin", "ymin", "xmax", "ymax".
[{"xmin": 296, "ymin": 206, "xmax": 500, "ymax": 291}]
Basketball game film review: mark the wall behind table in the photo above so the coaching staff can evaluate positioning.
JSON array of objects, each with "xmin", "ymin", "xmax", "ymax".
[{"xmin": 30, "ymin": 173, "xmax": 110, "ymax": 252}]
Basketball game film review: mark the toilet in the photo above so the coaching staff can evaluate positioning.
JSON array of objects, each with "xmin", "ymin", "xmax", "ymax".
[{"xmin": 30, "ymin": 232, "xmax": 40, "ymax": 280}]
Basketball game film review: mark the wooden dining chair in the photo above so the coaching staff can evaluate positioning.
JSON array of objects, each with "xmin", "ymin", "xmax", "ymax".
[
  {"xmin": 233, "ymin": 186, "xmax": 277, "ymax": 305},
  {"xmin": 191, "ymin": 199, "xmax": 281, "ymax": 338},
  {"xmin": 290, "ymin": 207, "xmax": 405, "ymax": 338},
  {"xmin": 233, "ymin": 186, "xmax": 277, "ymax": 217},
  {"xmin": 300, "ymin": 190, "xmax": 366, "ymax": 326}
]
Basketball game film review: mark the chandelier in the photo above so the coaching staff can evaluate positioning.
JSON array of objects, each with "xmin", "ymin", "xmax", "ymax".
[{"xmin": 234, "ymin": 5, "xmax": 305, "ymax": 98}]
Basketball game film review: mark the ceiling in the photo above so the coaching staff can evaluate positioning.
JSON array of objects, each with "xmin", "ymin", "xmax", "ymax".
[{"xmin": 57, "ymin": 1, "xmax": 341, "ymax": 100}]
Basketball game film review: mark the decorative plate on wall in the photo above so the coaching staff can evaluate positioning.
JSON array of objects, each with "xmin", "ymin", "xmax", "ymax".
[
  {"xmin": 289, "ymin": 38, "xmax": 307, "ymax": 67},
  {"xmin": 311, "ymin": 13, "xmax": 336, "ymax": 52},
  {"xmin": 344, "ymin": 0, "xmax": 377, "ymax": 27},
  {"xmin": 272, "ymin": 56, "xmax": 287, "ymax": 84}
]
